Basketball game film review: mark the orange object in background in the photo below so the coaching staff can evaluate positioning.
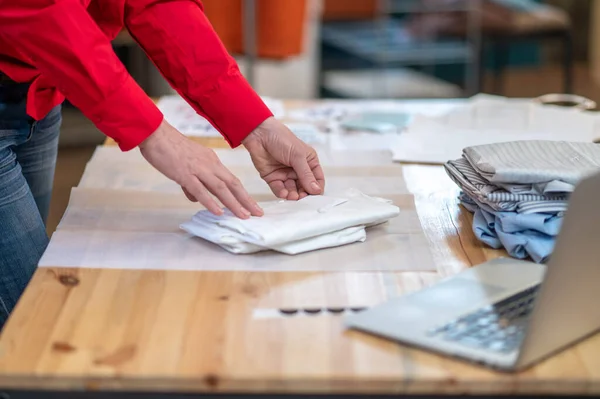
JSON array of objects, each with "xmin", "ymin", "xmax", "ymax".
[
  {"xmin": 322, "ymin": 0, "xmax": 377, "ymax": 21},
  {"xmin": 201, "ymin": 0, "xmax": 243, "ymax": 52},
  {"xmin": 202, "ymin": 0, "xmax": 307, "ymax": 59}
]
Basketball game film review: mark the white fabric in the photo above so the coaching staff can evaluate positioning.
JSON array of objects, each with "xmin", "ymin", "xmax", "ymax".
[
  {"xmin": 180, "ymin": 189, "xmax": 399, "ymax": 255},
  {"xmin": 180, "ymin": 222, "xmax": 366, "ymax": 255}
]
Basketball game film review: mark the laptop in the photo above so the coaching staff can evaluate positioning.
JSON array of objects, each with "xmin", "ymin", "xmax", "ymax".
[{"xmin": 345, "ymin": 171, "xmax": 600, "ymax": 372}]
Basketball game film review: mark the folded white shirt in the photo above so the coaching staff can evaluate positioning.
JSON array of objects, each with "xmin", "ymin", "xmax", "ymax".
[
  {"xmin": 180, "ymin": 188, "xmax": 400, "ymax": 255},
  {"xmin": 180, "ymin": 222, "xmax": 367, "ymax": 254}
]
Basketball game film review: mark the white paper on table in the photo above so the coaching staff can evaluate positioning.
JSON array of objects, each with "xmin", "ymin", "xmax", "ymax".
[
  {"xmin": 287, "ymin": 99, "xmax": 464, "ymax": 123},
  {"xmin": 87, "ymin": 145, "xmax": 398, "ymax": 168},
  {"xmin": 426, "ymin": 93, "xmax": 531, "ymax": 130},
  {"xmin": 41, "ymin": 189, "xmax": 435, "ymax": 272},
  {"xmin": 212, "ymin": 146, "xmax": 402, "ymax": 171},
  {"xmin": 428, "ymin": 94, "xmax": 600, "ymax": 135},
  {"xmin": 156, "ymin": 95, "xmax": 285, "ymax": 137},
  {"xmin": 80, "ymin": 146, "xmax": 407, "ymax": 194},
  {"xmin": 327, "ymin": 132, "xmax": 401, "ymax": 152},
  {"xmin": 285, "ymin": 123, "xmax": 327, "ymax": 144},
  {"xmin": 80, "ymin": 160, "xmax": 408, "ymax": 196},
  {"xmin": 55, "ymin": 188, "xmax": 203, "ymax": 233},
  {"xmin": 39, "ymin": 227, "xmax": 435, "ymax": 272},
  {"xmin": 392, "ymin": 116, "xmax": 554, "ymax": 164},
  {"xmin": 287, "ymin": 102, "xmax": 355, "ymax": 122},
  {"xmin": 213, "ymin": 147, "xmax": 397, "ymax": 167},
  {"xmin": 392, "ymin": 98, "xmax": 600, "ymax": 164}
]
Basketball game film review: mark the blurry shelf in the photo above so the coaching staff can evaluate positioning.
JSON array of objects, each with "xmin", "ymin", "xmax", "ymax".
[
  {"xmin": 321, "ymin": 20, "xmax": 473, "ymax": 65},
  {"xmin": 322, "ymin": 68, "xmax": 462, "ymax": 99},
  {"xmin": 386, "ymin": 0, "xmax": 472, "ymax": 13},
  {"xmin": 318, "ymin": 1, "xmax": 482, "ymax": 97}
]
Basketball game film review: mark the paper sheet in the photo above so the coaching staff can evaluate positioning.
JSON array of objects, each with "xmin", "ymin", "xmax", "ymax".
[
  {"xmin": 284, "ymin": 99, "xmax": 469, "ymax": 153},
  {"xmin": 79, "ymin": 163, "xmax": 408, "ymax": 196},
  {"xmin": 430, "ymin": 94, "xmax": 600, "ymax": 135},
  {"xmin": 392, "ymin": 116, "xmax": 554, "ymax": 164},
  {"xmin": 41, "ymin": 189, "xmax": 436, "ymax": 272},
  {"xmin": 327, "ymin": 132, "xmax": 401, "ymax": 152},
  {"xmin": 55, "ymin": 188, "xmax": 202, "ymax": 232},
  {"xmin": 287, "ymin": 99, "xmax": 464, "ymax": 123},
  {"xmin": 392, "ymin": 96, "xmax": 600, "ymax": 164},
  {"xmin": 157, "ymin": 95, "xmax": 285, "ymax": 137},
  {"xmin": 88, "ymin": 145, "xmax": 398, "ymax": 168},
  {"xmin": 285, "ymin": 123, "xmax": 327, "ymax": 144},
  {"xmin": 80, "ymin": 147, "xmax": 408, "ymax": 195}
]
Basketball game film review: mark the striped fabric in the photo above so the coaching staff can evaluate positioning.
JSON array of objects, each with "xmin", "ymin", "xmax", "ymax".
[
  {"xmin": 463, "ymin": 140, "xmax": 600, "ymax": 185},
  {"xmin": 442, "ymin": 140, "xmax": 600, "ymax": 261},
  {"xmin": 517, "ymin": 201, "xmax": 569, "ymax": 215},
  {"xmin": 496, "ymin": 180, "xmax": 575, "ymax": 195},
  {"xmin": 444, "ymin": 157, "xmax": 568, "ymax": 213}
]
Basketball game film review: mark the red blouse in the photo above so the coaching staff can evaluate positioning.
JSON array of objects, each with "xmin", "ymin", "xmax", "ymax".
[{"xmin": 0, "ymin": 0, "xmax": 272, "ymax": 150}]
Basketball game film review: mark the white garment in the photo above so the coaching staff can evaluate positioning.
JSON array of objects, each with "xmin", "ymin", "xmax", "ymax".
[
  {"xmin": 180, "ymin": 189, "xmax": 400, "ymax": 255},
  {"xmin": 180, "ymin": 222, "xmax": 367, "ymax": 254}
]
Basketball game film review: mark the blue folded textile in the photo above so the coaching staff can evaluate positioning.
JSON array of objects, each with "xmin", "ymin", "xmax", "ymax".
[
  {"xmin": 495, "ymin": 228, "xmax": 556, "ymax": 263},
  {"xmin": 471, "ymin": 206, "xmax": 502, "ymax": 249},
  {"xmin": 460, "ymin": 194, "xmax": 563, "ymax": 263}
]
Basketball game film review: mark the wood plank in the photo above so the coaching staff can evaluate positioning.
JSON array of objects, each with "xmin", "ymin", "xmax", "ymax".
[{"xmin": 1, "ymin": 268, "xmax": 598, "ymax": 394}]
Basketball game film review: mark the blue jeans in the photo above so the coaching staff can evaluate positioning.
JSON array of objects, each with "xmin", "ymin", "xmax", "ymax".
[{"xmin": 0, "ymin": 86, "xmax": 61, "ymax": 329}]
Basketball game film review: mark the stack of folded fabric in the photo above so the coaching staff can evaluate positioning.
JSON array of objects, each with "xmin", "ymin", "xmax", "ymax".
[
  {"xmin": 444, "ymin": 140, "xmax": 600, "ymax": 263},
  {"xmin": 181, "ymin": 188, "xmax": 400, "ymax": 255}
]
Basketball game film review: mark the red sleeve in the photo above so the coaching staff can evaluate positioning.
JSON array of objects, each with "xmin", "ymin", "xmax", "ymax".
[
  {"xmin": 0, "ymin": 0, "xmax": 163, "ymax": 151},
  {"xmin": 124, "ymin": 0, "xmax": 273, "ymax": 148}
]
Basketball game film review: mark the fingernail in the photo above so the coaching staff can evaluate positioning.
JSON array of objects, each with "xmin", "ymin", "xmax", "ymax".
[
  {"xmin": 241, "ymin": 207, "xmax": 251, "ymax": 217},
  {"xmin": 311, "ymin": 182, "xmax": 321, "ymax": 191}
]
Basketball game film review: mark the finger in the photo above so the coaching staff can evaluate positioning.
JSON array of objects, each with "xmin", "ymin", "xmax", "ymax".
[
  {"xmin": 182, "ymin": 187, "xmax": 198, "ymax": 202},
  {"xmin": 311, "ymin": 163, "xmax": 326, "ymax": 192},
  {"xmin": 203, "ymin": 176, "xmax": 252, "ymax": 219},
  {"xmin": 284, "ymin": 179, "xmax": 299, "ymax": 201},
  {"xmin": 291, "ymin": 155, "xmax": 322, "ymax": 195},
  {"xmin": 298, "ymin": 186, "xmax": 308, "ymax": 199},
  {"xmin": 218, "ymin": 171, "xmax": 264, "ymax": 217},
  {"xmin": 184, "ymin": 178, "xmax": 223, "ymax": 216},
  {"xmin": 267, "ymin": 180, "xmax": 288, "ymax": 199}
]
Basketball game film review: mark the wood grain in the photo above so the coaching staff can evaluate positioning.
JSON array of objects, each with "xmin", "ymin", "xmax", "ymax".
[{"xmin": 1, "ymin": 100, "xmax": 597, "ymax": 395}]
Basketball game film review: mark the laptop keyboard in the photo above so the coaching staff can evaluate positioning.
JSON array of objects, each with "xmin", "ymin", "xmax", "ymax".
[{"xmin": 426, "ymin": 285, "xmax": 540, "ymax": 354}]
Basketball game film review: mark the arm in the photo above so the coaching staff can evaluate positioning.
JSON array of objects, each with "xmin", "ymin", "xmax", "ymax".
[
  {"xmin": 0, "ymin": 0, "xmax": 163, "ymax": 151},
  {"xmin": 0, "ymin": 0, "xmax": 265, "ymax": 218},
  {"xmin": 124, "ymin": 0, "xmax": 272, "ymax": 148},
  {"xmin": 126, "ymin": 0, "xmax": 324, "ymax": 198}
]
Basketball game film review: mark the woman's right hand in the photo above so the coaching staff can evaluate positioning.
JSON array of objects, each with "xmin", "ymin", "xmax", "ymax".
[{"xmin": 139, "ymin": 119, "xmax": 263, "ymax": 219}]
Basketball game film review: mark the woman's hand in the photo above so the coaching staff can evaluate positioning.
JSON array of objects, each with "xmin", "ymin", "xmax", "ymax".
[
  {"xmin": 242, "ymin": 117, "xmax": 325, "ymax": 200},
  {"xmin": 139, "ymin": 119, "xmax": 263, "ymax": 219}
]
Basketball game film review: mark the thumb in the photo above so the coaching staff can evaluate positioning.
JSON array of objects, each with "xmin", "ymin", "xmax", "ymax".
[{"xmin": 291, "ymin": 153, "xmax": 322, "ymax": 195}]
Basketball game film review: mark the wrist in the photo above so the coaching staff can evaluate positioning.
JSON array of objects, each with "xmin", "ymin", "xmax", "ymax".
[
  {"xmin": 139, "ymin": 119, "xmax": 176, "ymax": 151},
  {"xmin": 242, "ymin": 116, "xmax": 277, "ymax": 147}
]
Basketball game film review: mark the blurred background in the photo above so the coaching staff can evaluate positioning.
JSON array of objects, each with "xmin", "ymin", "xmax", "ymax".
[{"xmin": 49, "ymin": 0, "xmax": 599, "ymax": 230}]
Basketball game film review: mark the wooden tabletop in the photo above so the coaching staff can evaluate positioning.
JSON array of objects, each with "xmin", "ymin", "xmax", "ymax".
[{"xmin": 1, "ymin": 99, "xmax": 599, "ymax": 397}]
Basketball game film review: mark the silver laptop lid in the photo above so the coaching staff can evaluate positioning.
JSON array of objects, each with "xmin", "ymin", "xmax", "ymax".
[{"xmin": 517, "ymin": 170, "xmax": 600, "ymax": 368}]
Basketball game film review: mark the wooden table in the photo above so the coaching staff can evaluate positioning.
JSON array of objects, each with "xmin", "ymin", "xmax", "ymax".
[{"xmin": 0, "ymin": 99, "xmax": 599, "ymax": 398}]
